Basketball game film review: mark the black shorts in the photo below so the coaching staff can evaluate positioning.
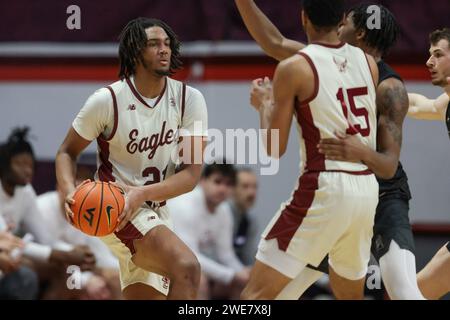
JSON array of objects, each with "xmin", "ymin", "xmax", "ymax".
[
  {"xmin": 371, "ymin": 194, "xmax": 415, "ymax": 262},
  {"xmin": 308, "ymin": 194, "xmax": 414, "ymax": 273}
]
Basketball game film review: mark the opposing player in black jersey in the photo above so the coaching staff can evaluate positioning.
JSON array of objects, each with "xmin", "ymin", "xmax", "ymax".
[
  {"xmin": 235, "ymin": 1, "xmax": 424, "ymax": 299},
  {"xmin": 407, "ymin": 28, "xmax": 450, "ymax": 300}
]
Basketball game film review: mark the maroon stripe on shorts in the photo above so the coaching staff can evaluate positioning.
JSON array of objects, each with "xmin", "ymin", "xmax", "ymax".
[
  {"xmin": 265, "ymin": 171, "xmax": 320, "ymax": 251},
  {"xmin": 115, "ymin": 222, "xmax": 144, "ymax": 255}
]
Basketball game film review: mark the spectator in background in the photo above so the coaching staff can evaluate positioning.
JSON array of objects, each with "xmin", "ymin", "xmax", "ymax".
[
  {"xmin": 227, "ymin": 167, "xmax": 258, "ymax": 266},
  {"xmin": 37, "ymin": 165, "xmax": 121, "ymax": 300},
  {"xmin": 0, "ymin": 127, "xmax": 95, "ymax": 299},
  {"xmin": 168, "ymin": 162, "xmax": 250, "ymax": 299},
  {"xmin": 0, "ymin": 224, "xmax": 37, "ymax": 300}
]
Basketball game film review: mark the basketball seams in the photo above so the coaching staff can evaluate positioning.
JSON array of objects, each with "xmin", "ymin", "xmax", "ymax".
[
  {"xmin": 112, "ymin": 185, "xmax": 125, "ymax": 214},
  {"xmin": 76, "ymin": 182, "xmax": 98, "ymax": 229},
  {"xmin": 94, "ymin": 182, "xmax": 105, "ymax": 236},
  {"xmin": 108, "ymin": 183, "xmax": 121, "ymax": 231}
]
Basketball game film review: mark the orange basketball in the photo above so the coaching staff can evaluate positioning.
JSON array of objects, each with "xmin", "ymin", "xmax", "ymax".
[{"xmin": 68, "ymin": 181, "xmax": 125, "ymax": 237}]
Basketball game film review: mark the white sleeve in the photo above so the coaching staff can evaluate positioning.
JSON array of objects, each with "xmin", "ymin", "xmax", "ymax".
[
  {"xmin": 169, "ymin": 197, "xmax": 236, "ymax": 284},
  {"xmin": 180, "ymin": 86, "xmax": 208, "ymax": 137},
  {"xmin": 22, "ymin": 187, "xmax": 57, "ymax": 247},
  {"xmin": 72, "ymin": 87, "xmax": 114, "ymax": 141},
  {"xmin": 86, "ymin": 237, "xmax": 119, "ymax": 269},
  {"xmin": 216, "ymin": 206, "xmax": 244, "ymax": 272}
]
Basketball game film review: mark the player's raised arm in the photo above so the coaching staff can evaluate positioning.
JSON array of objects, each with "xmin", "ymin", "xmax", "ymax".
[
  {"xmin": 407, "ymin": 92, "xmax": 448, "ymax": 120},
  {"xmin": 235, "ymin": 0, "xmax": 304, "ymax": 61}
]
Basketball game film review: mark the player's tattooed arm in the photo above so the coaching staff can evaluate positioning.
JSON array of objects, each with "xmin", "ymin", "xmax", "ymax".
[
  {"xmin": 408, "ymin": 92, "xmax": 448, "ymax": 121},
  {"xmin": 235, "ymin": 0, "xmax": 304, "ymax": 61},
  {"xmin": 377, "ymin": 78, "xmax": 408, "ymax": 149}
]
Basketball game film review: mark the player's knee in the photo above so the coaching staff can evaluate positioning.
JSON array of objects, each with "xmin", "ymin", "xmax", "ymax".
[
  {"xmin": 173, "ymin": 255, "xmax": 201, "ymax": 286},
  {"xmin": 240, "ymin": 282, "xmax": 276, "ymax": 300}
]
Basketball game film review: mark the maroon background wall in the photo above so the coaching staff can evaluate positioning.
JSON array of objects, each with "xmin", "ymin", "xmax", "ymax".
[{"xmin": 1, "ymin": 0, "xmax": 449, "ymax": 62}]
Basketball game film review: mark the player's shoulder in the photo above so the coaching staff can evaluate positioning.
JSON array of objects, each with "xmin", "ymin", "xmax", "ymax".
[
  {"xmin": 437, "ymin": 92, "xmax": 450, "ymax": 107},
  {"xmin": 166, "ymin": 78, "xmax": 203, "ymax": 97},
  {"xmin": 86, "ymin": 79, "xmax": 128, "ymax": 107},
  {"xmin": 378, "ymin": 60, "xmax": 403, "ymax": 84},
  {"xmin": 107, "ymin": 79, "xmax": 129, "ymax": 95},
  {"xmin": 277, "ymin": 53, "xmax": 311, "ymax": 76}
]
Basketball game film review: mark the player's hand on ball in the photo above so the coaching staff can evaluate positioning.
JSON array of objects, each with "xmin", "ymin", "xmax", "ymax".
[
  {"xmin": 115, "ymin": 185, "xmax": 145, "ymax": 232},
  {"xmin": 64, "ymin": 179, "xmax": 91, "ymax": 220},
  {"xmin": 250, "ymin": 76, "xmax": 273, "ymax": 111}
]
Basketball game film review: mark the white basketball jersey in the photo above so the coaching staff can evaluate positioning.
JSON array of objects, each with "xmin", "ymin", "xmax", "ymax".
[
  {"xmin": 295, "ymin": 43, "xmax": 377, "ymax": 173},
  {"xmin": 96, "ymin": 77, "xmax": 186, "ymax": 205}
]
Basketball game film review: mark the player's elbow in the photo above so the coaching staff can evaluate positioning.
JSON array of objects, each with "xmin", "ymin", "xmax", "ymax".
[
  {"xmin": 378, "ymin": 170, "xmax": 395, "ymax": 180},
  {"xmin": 185, "ymin": 164, "xmax": 203, "ymax": 191},
  {"xmin": 56, "ymin": 144, "xmax": 73, "ymax": 161},
  {"xmin": 377, "ymin": 165, "xmax": 397, "ymax": 180},
  {"xmin": 267, "ymin": 143, "xmax": 286, "ymax": 159}
]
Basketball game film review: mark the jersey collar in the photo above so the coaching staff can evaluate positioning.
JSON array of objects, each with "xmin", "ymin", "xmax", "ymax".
[{"xmin": 126, "ymin": 77, "xmax": 167, "ymax": 109}]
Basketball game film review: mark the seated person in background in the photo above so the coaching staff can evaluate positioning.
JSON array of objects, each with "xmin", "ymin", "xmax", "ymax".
[
  {"xmin": 168, "ymin": 162, "xmax": 250, "ymax": 299},
  {"xmin": 37, "ymin": 165, "xmax": 121, "ymax": 300},
  {"xmin": 227, "ymin": 167, "xmax": 258, "ymax": 266},
  {"xmin": 0, "ymin": 223, "xmax": 38, "ymax": 300},
  {"xmin": 0, "ymin": 128, "xmax": 95, "ymax": 299}
]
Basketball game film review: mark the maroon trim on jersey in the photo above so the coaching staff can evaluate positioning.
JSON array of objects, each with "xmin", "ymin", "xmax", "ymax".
[
  {"xmin": 295, "ymin": 101, "xmax": 326, "ymax": 171},
  {"xmin": 309, "ymin": 169, "xmax": 373, "ymax": 176},
  {"xmin": 97, "ymin": 138, "xmax": 115, "ymax": 182},
  {"xmin": 311, "ymin": 41, "xmax": 345, "ymax": 49},
  {"xmin": 105, "ymin": 86, "xmax": 119, "ymax": 141},
  {"xmin": 115, "ymin": 222, "xmax": 144, "ymax": 255},
  {"xmin": 265, "ymin": 171, "xmax": 320, "ymax": 251},
  {"xmin": 126, "ymin": 77, "xmax": 167, "ymax": 109},
  {"xmin": 297, "ymin": 52, "xmax": 319, "ymax": 106},
  {"xmin": 181, "ymin": 83, "xmax": 187, "ymax": 119},
  {"xmin": 363, "ymin": 53, "xmax": 378, "ymax": 89}
]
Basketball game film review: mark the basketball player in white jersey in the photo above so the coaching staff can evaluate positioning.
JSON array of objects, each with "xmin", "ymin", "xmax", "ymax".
[
  {"xmin": 240, "ymin": 0, "xmax": 380, "ymax": 300},
  {"xmin": 407, "ymin": 28, "xmax": 450, "ymax": 299},
  {"xmin": 236, "ymin": 0, "xmax": 430, "ymax": 300},
  {"xmin": 56, "ymin": 18, "xmax": 208, "ymax": 300}
]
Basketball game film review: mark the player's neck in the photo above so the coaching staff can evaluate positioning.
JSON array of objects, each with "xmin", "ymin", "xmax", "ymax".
[
  {"xmin": 1, "ymin": 178, "xmax": 15, "ymax": 197},
  {"xmin": 133, "ymin": 71, "xmax": 166, "ymax": 99},
  {"xmin": 308, "ymin": 31, "xmax": 341, "ymax": 46},
  {"xmin": 363, "ymin": 46, "xmax": 382, "ymax": 62}
]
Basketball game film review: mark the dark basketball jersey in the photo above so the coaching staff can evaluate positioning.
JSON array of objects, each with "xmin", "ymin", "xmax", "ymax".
[{"xmin": 376, "ymin": 60, "xmax": 411, "ymax": 199}]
